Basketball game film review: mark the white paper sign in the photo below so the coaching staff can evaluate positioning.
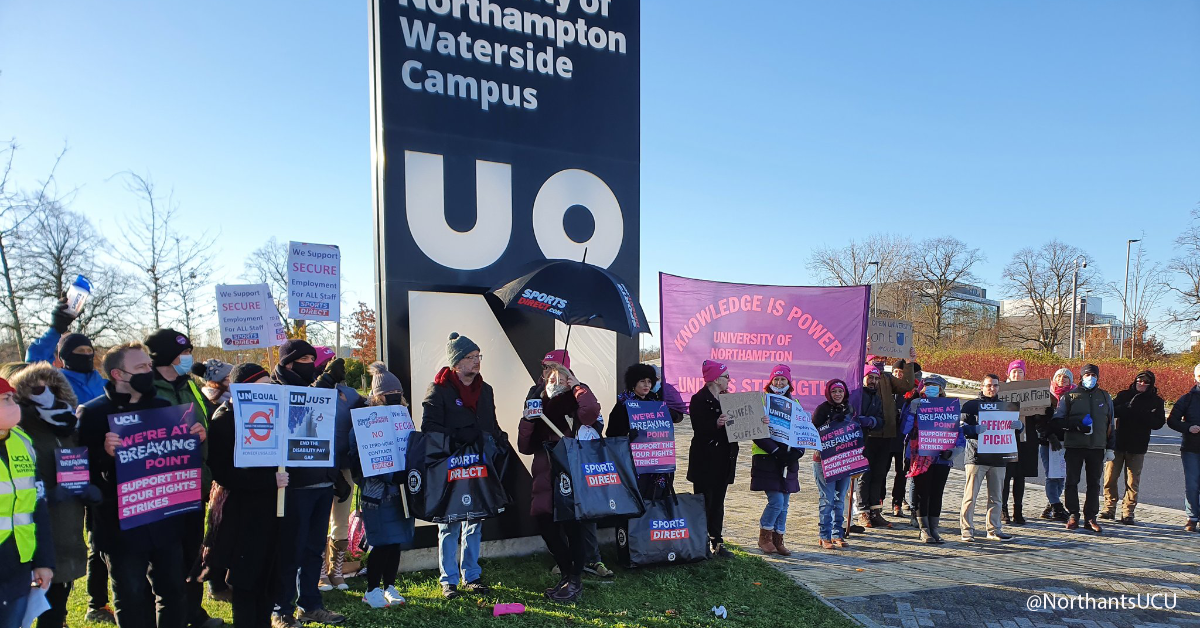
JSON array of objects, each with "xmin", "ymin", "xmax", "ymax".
[
  {"xmin": 790, "ymin": 402, "xmax": 820, "ymax": 449},
  {"xmin": 350, "ymin": 405, "xmax": 415, "ymax": 478},
  {"xmin": 287, "ymin": 241, "xmax": 340, "ymax": 322},
  {"xmin": 231, "ymin": 384, "xmax": 338, "ymax": 468},
  {"xmin": 215, "ymin": 284, "xmax": 286, "ymax": 350},
  {"xmin": 976, "ymin": 402, "xmax": 1020, "ymax": 455},
  {"xmin": 765, "ymin": 394, "xmax": 819, "ymax": 449},
  {"xmin": 1048, "ymin": 447, "xmax": 1066, "ymax": 479}
]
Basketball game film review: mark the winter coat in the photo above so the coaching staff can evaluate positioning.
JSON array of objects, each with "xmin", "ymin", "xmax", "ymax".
[
  {"xmin": 11, "ymin": 364, "xmax": 86, "ymax": 582},
  {"xmin": 1167, "ymin": 385, "xmax": 1200, "ymax": 453},
  {"xmin": 0, "ymin": 434, "xmax": 54, "ymax": 606},
  {"xmin": 153, "ymin": 372, "xmax": 214, "ymax": 500},
  {"xmin": 516, "ymin": 384, "xmax": 601, "ymax": 517},
  {"xmin": 606, "ymin": 389, "xmax": 681, "ymax": 500},
  {"xmin": 749, "ymin": 388, "xmax": 802, "ymax": 494},
  {"xmin": 686, "ymin": 386, "xmax": 738, "ymax": 489},
  {"xmin": 1112, "ymin": 384, "xmax": 1166, "ymax": 454},
  {"xmin": 865, "ymin": 361, "xmax": 915, "ymax": 439},
  {"xmin": 1051, "ymin": 385, "xmax": 1116, "ymax": 450},
  {"xmin": 202, "ymin": 401, "xmax": 279, "ymax": 588},
  {"xmin": 961, "ymin": 395, "xmax": 1026, "ymax": 467},
  {"xmin": 76, "ymin": 381, "xmax": 181, "ymax": 554},
  {"xmin": 421, "ymin": 371, "xmax": 504, "ymax": 444},
  {"xmin": 812, "ymin": 400, "xmax": 878, "ymax": 462},
  {"xmin": 900, "ymin": 400, "xmax": 965, "ymax": 467},
  {"xmin": 25, "ymin": 327, "xmax": 107, "ymax": 405},
  {"xmin": 333, "ymin": 384, "xmax": 364, "ymax": 470}
]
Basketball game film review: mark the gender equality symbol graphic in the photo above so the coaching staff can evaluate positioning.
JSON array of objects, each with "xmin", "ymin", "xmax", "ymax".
[{"xmin": 245, "ymin": 408, "xmax": 276, "ymax": 446}]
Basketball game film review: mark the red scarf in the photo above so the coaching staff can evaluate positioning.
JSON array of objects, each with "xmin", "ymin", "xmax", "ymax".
[
  {"xmin": 1051, "ymin": 382, "xmax": 1072, "ymax": 399},
  {"xmin": 435, "ymin": 366, "xmax": 483, "ymax": 412}
]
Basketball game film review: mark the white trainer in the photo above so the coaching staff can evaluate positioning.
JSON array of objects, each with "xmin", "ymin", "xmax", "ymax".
[
  {"xmin": 383, "ymin": 586, "xmax": 406, "ymax": 606},
  {"xmin": 362, "ymin": 588, "xmax": 389, "ymax": 608}
]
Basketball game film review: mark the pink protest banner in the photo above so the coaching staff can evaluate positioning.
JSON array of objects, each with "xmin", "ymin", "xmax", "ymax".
[
  {"xmin": 659, "ymin": 274, "xmax": 870, "ymax": 413},
  {"xmin": 916, "ymin": 398, "xmax": 961, "ymax": 454},
  {"xmin": 624, "ymin": 400, "xmax": 675, "ymax": 474},
  {"xmin": 818, "ymin": 418, "xmax": 869, "ymax": 482}
]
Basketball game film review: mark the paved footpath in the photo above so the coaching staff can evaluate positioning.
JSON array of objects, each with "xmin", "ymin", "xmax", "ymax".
[{"xmin": 675, "ymin": 424, "xmax": 1200, "ymax": 628}]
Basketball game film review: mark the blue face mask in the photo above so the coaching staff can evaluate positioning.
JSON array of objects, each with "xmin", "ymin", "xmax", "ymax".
[
  {"xmin": 924, "ymin": 385, "xmax": 940, "ymax": 397},
  {"xmin": 652, "ymin": 380, "xmax": 661, "ymax": 393},
  {"xmin": 175, "ymin": 355, "xmax": 194, "ymax": 377},
  {"xmin": 1082, "ymin": 375, "xmax": 1097, "ymax": 390}
]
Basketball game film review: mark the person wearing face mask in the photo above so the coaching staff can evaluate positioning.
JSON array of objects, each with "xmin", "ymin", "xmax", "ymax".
[
  {"xmin": 25, "ymin": 299, "xmax": 106, "ymax": 402},
  {"xmin": 11, "ymin": 365, "xmax": 85, "ymax": 628},
  {"xmin": 1034, "ymin": 368, "xmax": 1073, "ymax": 521},
  {"xmin": 899, "ymin": 376, "xmax": 961, "ymax": 544},
  {"xmin": 1102, "ymin": 371, "xmax": 1164, "ymax": 525},
  {"xmin": 346, "ymin": 363, "xmax": 413, "ymax": 610},
  {"xmin": 812, "ymin": 379, "xmax": 879, "ymax": 549},
  {"xmin": 749, "ymin": 364, "xmax": 804, "ymax": 556},
  {"xmin": 201, "ymin": 363, "xmax": 290, "ymax": 628},
  {"xmin": 273, "ymin": 339, "xmax": 345, "ymax": 391},
  {"xmin": 0, "ymin": 376, "xmax": 56, "ymax": 628},
  {"xmin": 1167, "ymin": 363, "xmax": 1200, "ymax": 532},
  {"xmin": 517, "ymin": 363, "xmax": 601, "ymax": 603},
  {"xmin": 959, "ymin": 374, "xmax": 1023, "ymax": 542},
  {"xmin": 77, "ymin": 342, "xmax": 199, "ymax": 628},
  {"xmin": 856, "ymin": 353, "xmax": 916, "ymax": 530},
  {"xmin": 1000, "ymin": 360, "xmax": 1039, "ymax": 526},
  {"xmin": 143, "ymin": 329, "xmax": 222, "ymax": 628},
  {"xmin": 192, "ymin": 359, "xmax": 234, "ymax": 406},
  {"xmin": 1050, "ymin": 363, "xmax": 1115, "ymax": 533}
]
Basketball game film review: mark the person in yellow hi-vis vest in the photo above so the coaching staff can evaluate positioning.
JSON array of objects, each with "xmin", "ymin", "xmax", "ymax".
[{"xmin": 0, "ymin": 375, "xmax": 55, "ymax": 628}]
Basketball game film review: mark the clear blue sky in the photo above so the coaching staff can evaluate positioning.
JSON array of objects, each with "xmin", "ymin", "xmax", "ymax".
[{"xmin": 2, "ymin": 1, "xmax": 1198, "ymax": 347}]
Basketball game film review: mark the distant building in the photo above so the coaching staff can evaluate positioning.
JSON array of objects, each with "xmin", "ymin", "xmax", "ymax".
[{"xmin": 874, "ymin": 282, "xmax": 999, "ymax": 344}]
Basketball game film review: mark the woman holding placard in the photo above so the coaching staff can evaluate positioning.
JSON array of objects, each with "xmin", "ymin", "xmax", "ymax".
[
  {"xmin": 899, "ymin": 376, "xmax": 961, "ymax": 544},
  {"xmin": 1034, "ymin": 368, "xmax": 1073, "ymax": 521},
  {"xmin": 606, "ymin": 363, "xmax": 683, "ymax": 500},
  {"xmin": 687, "ymin": 360, "xmax": 738, "ymax": 558},
  {"xmin": 750, "ymin": 364, "xmax": 804, "ymax": 556},
  {"xmin": 350, "ymin": 363, "xmax": 414, "ymax": 610},
  {"xmin": 812, "ymin": 378, "xmax": 879, "ymax": 549},
  {"xmin": 203, "ymin": 363, "xmax": 289, "ymax": 628}
]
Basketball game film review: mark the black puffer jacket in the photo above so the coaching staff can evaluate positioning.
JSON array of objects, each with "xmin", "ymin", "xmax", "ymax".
[
  {"xmin": 1168, "ymin": 385, "xmax": 1200, "ymax": 453},
  {"xmin": 1112, "ymin": 372, "xmax": 1166, "ymax": 454}
]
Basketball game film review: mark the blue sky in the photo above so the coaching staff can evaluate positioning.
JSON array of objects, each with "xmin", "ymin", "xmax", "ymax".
[{"xmin": 2, "ymin": 1, "xmax": 1198, "ymax": 347}]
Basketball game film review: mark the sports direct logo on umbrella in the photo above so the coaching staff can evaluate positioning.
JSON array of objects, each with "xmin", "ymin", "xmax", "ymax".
[{"xmin": 518, "ymin": 289, "xmax": 569, "ymax": 315}]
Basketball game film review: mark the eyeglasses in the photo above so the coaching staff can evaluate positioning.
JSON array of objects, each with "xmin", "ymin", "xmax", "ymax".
[{"xmin": 464, "ymin": 354, "xmax": 483, "ymax": 362}]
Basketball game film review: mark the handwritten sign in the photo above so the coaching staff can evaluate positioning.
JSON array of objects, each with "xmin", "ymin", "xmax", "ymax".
[
  {"xmin": 108, "ymin": 404, "xmax": 202, "ymax": 530},
  {"xmin": 977, "ymin": 401, "xmax": 1020, "ymax": 455},
  {"xmin": 819, "ymin": 418, "xmax": 868, "ymax": 482},
  {"xmin": 998, "ymin": 379, "xmax": 1052, "ymax": 417},
  {"xmin": 351, "ymin": 405, "xmax": 415, "ymax": 478},
  {"xmin": 867, "ymin": 317, "xmax": 913, "ymax": 359},
  {"xmin": 55, "ymin": 447, "xmax": 89, "ymax": 495},
  {"xmin": 916, "ymin": 398, "xmax": 961, "ymax": 454},
  {"xmin": 720, "ymin": 392, "xmax": 768, "ymax": 442},
  {"xmin": 230, "ymin": 384, "xmax": 337, "ymax": 468},
  {"xmin": 625, "ymin": 400, "xmax": 675, "ymax": 474}
]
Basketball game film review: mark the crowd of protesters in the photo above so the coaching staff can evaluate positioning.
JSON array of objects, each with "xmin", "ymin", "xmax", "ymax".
[{"xmin": 2, "ymin": 299, "xmax": 1199, "ymax": 628}]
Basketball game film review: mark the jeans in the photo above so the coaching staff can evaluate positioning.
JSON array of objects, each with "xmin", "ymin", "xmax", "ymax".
[
  {"xmin": 106, "ymin": 543, "xmax": 187, "ymax": 628},
  {"xmin": 960, "ymin": 464, "xmax": 1004, "ymax": 536},
  {"xmin": 1064, "ymin": 448, "xmax": 1105, "ymax": 520},
  {"xmin": 855, "ymin": 437, "xmax": 893, "ymax": 514},
  {"xmin": 1183, "ymin": 451, "xmax": 1200, "ymax": 522},
  {"xmin": 437, "ymin": 521, "xmax": 483, "ymax": 585},
  {"xmin": 1103, "ymin": 451, "xmax": 1145, "ymax": 518},
  {"xmin": 0, "ymin": 591, "xmax": 28, "ymax": 628},
  {"xmin": 41, "ymin": 581, "xmax": 73, "ymax": 628},
  {"xmin": 695, "ymin": 482, "xmax": 729, "ymax": 544},
  {"xmin": 813, "ymin": 462, "xmax": 850, "ymax": 540},
  {"xmin": 759, "ymin": 491, "xmax": 790, "ymax": 533},
  {"xmin": 1039, "ymin": 444, "xmax": 1065, "ymax": 505},
  {"xmin": 275, "ymin": 486, "xmax": 335, "ymax": 615}
]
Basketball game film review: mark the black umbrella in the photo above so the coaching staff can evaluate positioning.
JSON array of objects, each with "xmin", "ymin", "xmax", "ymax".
[{"xmin": 490, "ymin": 257, "xmax": 651, "ymax": 342}]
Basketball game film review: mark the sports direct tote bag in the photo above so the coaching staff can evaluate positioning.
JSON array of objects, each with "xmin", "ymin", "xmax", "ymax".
[
  {"xmin": 403, "ymin": 431, "xmax": 510, "ymax": 524},
  {"xmin": 617, "ymin": 491, "xmax": 710, "ymax": 568},
  {"xmin": 547, "ymin": 436, "xmax": 644, "ymax": 522}
]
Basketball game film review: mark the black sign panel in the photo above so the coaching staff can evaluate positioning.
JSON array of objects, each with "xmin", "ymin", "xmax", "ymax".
[{"xmin": 369, "ymin": 0, "xmax": 640, "ymax": 541}]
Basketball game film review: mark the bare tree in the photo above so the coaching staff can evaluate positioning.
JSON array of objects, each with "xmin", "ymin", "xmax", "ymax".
[
  {"xmin": 243, "ymin": 237, "xmax": 297, "ymax": 336},
  {"xmin": 807, "ymin": 233, "xmax": 915, "ymax": 317},
  {"xmin": 1105, "ymin": 242, "xmax": 1168, "ymax": 358},
  {"xmin": 73, "ymin": 265, "xmax": 142, "ymax": 342},
  {"xmin": 1001, "ymin": 240, "xmax": 1094, "ymax": 352},
  {"xmin": 115, "ymin": 171, "xmax": 180, "ymax": 330},
  {"xmin": 170, "ymin": 234, "xmax": 217, "ymax": 339},
  {"xmin": 1168, "ymin": 207, "xmax": 1200, "ymax": 326},
  {"xmin": 911, "ymin": 236, "xmax": 985, "ymax": 345}
]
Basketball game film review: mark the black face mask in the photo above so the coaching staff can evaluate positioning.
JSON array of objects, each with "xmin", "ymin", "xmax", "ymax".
[
  {"xmin": 63, "ymin": 353, "xmax": 94, "ymax": 374},
  {"xmin": 290, "ymin": 362, "xmax": 316, "ymax": 384},
  {"xmin": 381, "ymin": 393, "xmax": 406, "ymax": 407},
  {"xmin": 127, "ymin": 372, "xmax": 157, "ymax": 396}
]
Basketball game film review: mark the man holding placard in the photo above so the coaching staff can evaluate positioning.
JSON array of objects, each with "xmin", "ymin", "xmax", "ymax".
[{"xmin": 958, "ymin": 374, "xmax": 1023, "ymax": 542}]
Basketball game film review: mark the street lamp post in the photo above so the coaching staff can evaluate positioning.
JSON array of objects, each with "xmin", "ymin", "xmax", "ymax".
[
  {"xmin": 867, "ymin": 261, "xmax": 880, "ymax": 318},
  {"xmin": 1068, "ymin": 257, "xmax": 1086, "ymax": 358},
  {"xmin": 1080, "ymin": 289, "xmax": 1091, "ymax": 360},
  {"xmin": 1120, "ymin": 239, "xmax": 1141, "ymax": 359}
]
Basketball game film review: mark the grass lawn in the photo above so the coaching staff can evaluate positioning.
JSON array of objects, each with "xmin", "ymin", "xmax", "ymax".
[{"xmin": 64, "ymin": 545, "xmax": 854, "ymax": 628}]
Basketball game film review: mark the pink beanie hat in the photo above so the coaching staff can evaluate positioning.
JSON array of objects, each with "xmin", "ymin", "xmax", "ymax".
[
  {"xmin": 768, "ymin": 364, "xmax": 792, "ymax": 381},
  {"xmin": 1008, "ymin": 359, "xmax": 1026, "ymax": 375},
  {"xmin": 702, "ymin": 360, "xmax": 728, "ymax": 383},
  {"xmin": 313, "ymin": 346, "xmax": 335, "ymax": 370},
  {"xmin": 864, "ymin": 364, "xmax": 881, "ymax": 377},
  {"xmin": 543, "ymin": 349, "xmax": 571, "ymax": 369}
]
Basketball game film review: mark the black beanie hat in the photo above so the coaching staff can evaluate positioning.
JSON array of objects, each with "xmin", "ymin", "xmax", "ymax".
[
  {"xmin": 232, "ymin": 362, "xmax": 270, "ymax": 384},
  {"xmin": 279, "ymin": 339, "xmax": 317, "ymax": 367},
  {"xmin": 57, "ymin": 333, "xmax": 93, "ymax": 359},
  {"xmin": 1082, "ymin": 363, "xmax": 1100, "ymax": 377},
  {"xmin": 623, "ymin": 363, "xmax": 658, "ymax": 392},
  {"xmin": 144, "ymin": 328, "xmax": 193, "ymax": 367}
]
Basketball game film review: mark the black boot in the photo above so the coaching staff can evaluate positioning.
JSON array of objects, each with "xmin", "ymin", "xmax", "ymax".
[
  {"xmin": 1001, "ymin": 506, "xmax": 1011, "ymax": 525},
  {"xmin": 928, "ymin": 517, "xmax": 945, "ymax": 544},
  {"xmin": 544, "ymin": 576, "xmax": 569, "ymax": 598},
  {"xmin": 549, "ymin": 575, "xmax": 582, "ymax": 603},
  {"xmin": 1052, "ymin": 503, "xmax": 1069, "ymax": 522},
  {"xmin": 1012, "ymin": 504, "xmax": 1026, "ymax": 526},
  {"xmin": 917, "ymin": 517, "xmax": 936, "ymax": 544}
]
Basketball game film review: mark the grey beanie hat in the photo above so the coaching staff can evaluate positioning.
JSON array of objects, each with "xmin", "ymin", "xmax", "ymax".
[
  {"xmin": 192, "ymin": 358, "xmax": 234, "ymax": 383},
  {"xmin": 446, "ymin": 332, "xmax": 481, "ymax": 367},
  {"xmin": 369, "ymin": 361, "xmax": 404, "ymax": 397}
]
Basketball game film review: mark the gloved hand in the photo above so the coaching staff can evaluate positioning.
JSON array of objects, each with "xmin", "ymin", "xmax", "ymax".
[
  {"xmin": 1012, "ymin": 419, "xmax": 1024, "ymax": 432},
  {"xmin": 80, "ymin": 484, "xmax": 103, "ymax": 506},
  {"xmin": 50, "ymin": 298, "xmax": 76, "ymax": 334},
  {"xmin": 1048, "ymin": 434, "xmax": 1064, "ymax": 451},
  {"xmin": 787, "ymin": 448, "xmax": 805, "ymax": 464},
  {"xmin": 315, "ymin": 358, "xmax": 346, "ymax": 388},
  {"xmin": 939, "ymin": 450, "xmax": 954, "ymax": 461},
  {"xmin": 1104, "ymin": 449, "xmax": 1115, "ymax": 463},
  {"xmin": 1081, "ymin": 414, "xmax": 1093, "ymax": 431},
  {"xmin": 627, "ymin": 428, "xmax": 639, "ymax": 440}
]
